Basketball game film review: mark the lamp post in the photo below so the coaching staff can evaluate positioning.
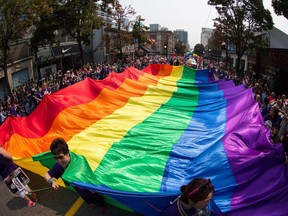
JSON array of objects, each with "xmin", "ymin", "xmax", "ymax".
[
  {"xmin": 137, "ymin": 16, "xmax": 145, "ymax": 51},
  {"xmin": 164, "ymin": 44, "xmax": 167, "ymax": 57},
  {"xmin": 208, "ymin": 49, "xmax": 211, "ymax": 60}
]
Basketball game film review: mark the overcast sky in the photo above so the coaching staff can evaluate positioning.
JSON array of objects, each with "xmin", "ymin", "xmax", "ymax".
[{"xmin": 119, "ymin": 0, "xmax": 288, "ymax": 48}]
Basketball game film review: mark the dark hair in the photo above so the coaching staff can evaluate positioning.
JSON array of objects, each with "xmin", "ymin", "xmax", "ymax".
[
  {"xmin": 271, "ymin": 106, "xmax": 279, "ymax": 117},
  {"xmin": 263, "ymin": 97, "xmax": 269, "ymax": 106},
  {"xmin": 50, "ymin": 138, "xmax": 69, "ymax": 155},
  {"xmin": 180, "ymin": 178, "xmax": 214, "ymax": 204}
]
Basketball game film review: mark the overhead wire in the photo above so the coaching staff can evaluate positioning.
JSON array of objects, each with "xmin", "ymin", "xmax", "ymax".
[{"xmin": 205, "ymin": 5, "xmax": 213, "ymax": 27}]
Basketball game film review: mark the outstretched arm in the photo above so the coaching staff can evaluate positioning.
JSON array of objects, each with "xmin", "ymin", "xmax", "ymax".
[
  {"xmin": 44, "ymin": 172, "xmax": 60, "ymax": 190},
  {"xmin": 0, "ymin": 147, "xmax": 13, "ymax": 161}
]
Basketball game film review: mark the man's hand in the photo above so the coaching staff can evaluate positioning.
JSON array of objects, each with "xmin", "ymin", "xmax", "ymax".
[
  {"xmin": 47, "ymin": 177, "xmax": 59, "ymax": 190},
  {"xmin": 51, "ymin": 181, "xmax": 60, "ymax": 190}
]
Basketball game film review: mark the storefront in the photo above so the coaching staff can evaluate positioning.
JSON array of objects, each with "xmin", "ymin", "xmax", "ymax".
[
  {"xmin": 37, "ymin": 42, "xmax": 82, "ymax": 79},
  {"xmin": 256, "ymin": 48, "xmax": 288, "ymax": 95}
]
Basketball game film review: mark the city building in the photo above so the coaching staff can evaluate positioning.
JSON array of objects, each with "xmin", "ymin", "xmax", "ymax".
[
  {"xmin": 201, "ymin": 27, "xmax": 214, "ymax": 49},
  {"xmin": 173, "ymin": 29, "xmax": 189, "ymax": 50},
  {"xmin": 36, "ymin": 41, "xmax": 82, "ymax": 78},
  {"xmin": 0, "ymin": 10, "xmax": 189, "ymax": 99},
  {"xmin": 146, "ymin": 30, "xmax": 175, "ymax": 56},
  {"xmin": 92, "ymin": 9, "xmax": 114, "ymax": 63},
  {"xmin": 200, "ymin": 23, "xmax": 288, "ymax": 91},
  {"xmin": 255, "ymin": 28, "xmax": 288, "ymax": 95},
  {"xmin": 149, "ymin": 24, "xmax": 161, "ymax": 31},
  {"xmin": 228, "ymin": 27, "xmax": 288, "ymax": 74},
  {"xmin": 0, "ymin": 40, "xmax": 34, "ymax": 100}
]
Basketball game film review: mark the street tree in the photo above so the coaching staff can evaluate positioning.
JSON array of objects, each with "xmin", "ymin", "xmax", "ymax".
[
  {"xmin": 30, "ymin": 0, "xmax": 60, "ymax": 67},
  {"xmin": 31, "ymin": 0, "xmax": 117, "ymax": 65},
  {"xmin": 107, "ymin": 1, "xmax": 135, "ymax": 59},
  {"xmin": 54, "ymin": 0, "xmax": 104, "ymax": 65},
  {"xmin": 0, "ymin": 0, "xmax": 48, "ymax": 94},
  {"xmin": 208, "ymin": 0, "xmax": 273, "ymax": 75},
  {"xmin": 272, "ymin": 0, "xmax": 288, "ymax": 19},
  {"xmin": 193, "ymin": 44, "xmax": 205, "ymax": 57},
  {"xmin": 208, "ymin": 27, "xmax": 225, "ymax": 52},
  {"xmin": 96, "ymin": 0, "xmax": 117, "ymax": 14},
  {"xmin": 132, "ymin": 15, "xmax": 149, "ymax": 52},
  {"xmin": 208, "ymin": 26, "xmax": 229, "ymax": 66},
  {"xmin": 174, "ymin": 41, "xmax": 186, "ymax": 56}
]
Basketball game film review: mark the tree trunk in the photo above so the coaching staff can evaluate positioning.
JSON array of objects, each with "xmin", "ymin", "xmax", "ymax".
[
  {"xmin": 3, "ymin": 44, "xmax": 11, "ymax": 95},
  {"xmin": 118, "ymin": 24, "xmax": 123, "ymax": 60},
  {"xmin": 225, "ymin": 44, "xmax": 228, "ymax": 69},
  {"xmin": 3, "ymin": 68, "xmax": 11, "ymax": 95},
  {"xmin": 77, "ymin": 39, "xmax": 84, "ymax": 66},
  {"xmin": 34, "ymin": 49, "xmax": 39, "ymax": 80},
  {"xmin": 119, "ymin": 39, "xmax": 123, "ymax": 60},
  {"xmin": 235, "ymin": 55, "xmax": 242, "ymax": 77}
]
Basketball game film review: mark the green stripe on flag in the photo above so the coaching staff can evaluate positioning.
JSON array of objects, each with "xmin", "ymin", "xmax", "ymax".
[{"xmin": 95, "ymin": 67, "xmax": 199, "ymax": 192}]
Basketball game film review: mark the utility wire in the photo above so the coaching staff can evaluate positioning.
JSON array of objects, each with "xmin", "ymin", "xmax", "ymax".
[{"xmin": 205, "ymin": 5, "xmax": 213, "ymax": 27}]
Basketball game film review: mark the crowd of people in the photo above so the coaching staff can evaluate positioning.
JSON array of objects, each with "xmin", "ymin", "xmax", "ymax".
[
  {"xmin": 0, "ymin": 55, "xmax": 177, "ymax": 124},
  {"xmin": 0, "ymin": 55, "xmax": 287, "ymax": 149},
  {"xmin": 215, "ymin": 64, "xmax": 288, "ymax": 159}
]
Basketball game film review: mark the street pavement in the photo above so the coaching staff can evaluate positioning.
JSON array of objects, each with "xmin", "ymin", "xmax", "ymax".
[{"xmin": 0, "ymin": 169, "xmax": 142, "ymax": 216}]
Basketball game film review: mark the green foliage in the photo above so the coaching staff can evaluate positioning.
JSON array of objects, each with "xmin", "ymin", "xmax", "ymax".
[
  {"xmin": 106, "ymin": 1, "xmax": 135, "ymax": 59},
  {"xmin": 30, "ymin": 0, "xmax": 61, "ymax": 51},
  {"xmin": 56, "ymin": 0, "xmax": 102, "ymax": 44},
  {"xmin": 30, "ymin": 0, "xmax": 116, "ymax": 64},
  {"xmin": 193, "ymin": 44, "xmax": 205, "ymax": 56},
  {"xmin": 96, "ymin": 0, "xmax": 117, "ymax": 14},
  {"xmin": 0, "ymin": 0, "xmax": 34, "ymax": 54},
  {"xmin": 0, "ymin": 0, "xmax": 117, "ymax": 92},
  {"xmin": 208, "ymin": 27, "xmax": 225, "ymax": 52},
  {"xmin": 0, "ymin": 0, "xmax": 42, "ymax": 93},
  {"xmin": 175, "ymin": 41, "xmax": 186, "ymax": 56},
  {"xmin": 208, "ymin": 0, "xmax": 274, "ymax": 74},
  {"xmin": 272, "ymin": 0, "xmax": 288, "ymax": 19},
  {"xmin": 132, "ymin": 15, "xmax": 149, "ymax": 49},
  {"xmin": 50, "ymin": 0, "xmax": 110, "ymax": 64}
]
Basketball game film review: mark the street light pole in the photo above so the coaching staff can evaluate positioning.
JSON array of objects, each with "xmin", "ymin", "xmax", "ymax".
[
  {"xmin": 137, "ymin": 16, "xmax": 145, "ymax": 51},
  {"xmin": 138, "ymin": 16, "xmax": 141, "ymax": 51},
  {"xmin": 164, "ymin": 44, "xmax": 167, "ymax": 57}
]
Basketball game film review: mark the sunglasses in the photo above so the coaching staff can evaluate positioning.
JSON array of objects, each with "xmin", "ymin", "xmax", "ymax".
[
  {"xmin": 53, "ymin": 154, "xmax": 65, "ymax": 160},
  {"xmin": 188, "ymin": 179, "xmax": 211, "ymax": 198}
]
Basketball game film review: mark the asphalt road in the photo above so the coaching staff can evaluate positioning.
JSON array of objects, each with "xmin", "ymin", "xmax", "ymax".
[{"xmin": 0, "ymin": 169, "xmax": 142, "ymax": 216}]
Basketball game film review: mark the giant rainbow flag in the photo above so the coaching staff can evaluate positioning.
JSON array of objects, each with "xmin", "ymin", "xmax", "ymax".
[{"xmin": 1, "ymin": 64, "xmax": 288, "ymax": 215}]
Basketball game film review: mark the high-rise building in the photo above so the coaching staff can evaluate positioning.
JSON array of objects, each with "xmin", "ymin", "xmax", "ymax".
[
  {"xmin": 201, "ymin": 27, "xmax": 214, "ymax": 48},
  {"xmin": 150, "ymin": 24, "xmax": 161, "ymax": 31},
  {"xmin": 173, "ymin": 29, "xmax": 189, "ymax": 49}
]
